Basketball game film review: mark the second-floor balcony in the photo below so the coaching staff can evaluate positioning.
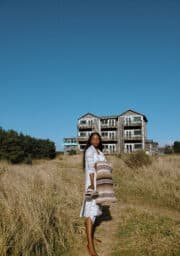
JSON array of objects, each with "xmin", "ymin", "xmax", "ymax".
[
  {"xmin": 78, "ymin": 135, "xmax": 118, "ymax": 142},
  {"xmin": 101, "ymin": 135, "xmax": 117, "ymax": 141},
  {"xmin": 77, "ymin": 136, "xmax": 89, "ymax": 141},
  {"xmin": 78, "ymin": 123, "xmax": 93, "ymax": 129},
  {"xmin": 124, "ymin": 135, "xmax": 142, "ymax": 141},
  {"xmin": 101, "ymin": 123, "xmax": 117, "ymax": 128},
  {"xmin": 123, "ymin": 121, "xmax": 142, "ymax": 127}
]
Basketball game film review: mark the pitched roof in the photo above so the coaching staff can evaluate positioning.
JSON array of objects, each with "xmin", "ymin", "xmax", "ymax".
[
  {"xmin": 119, "ymin": 109, "xmax": 148, "ymax": 122},
  {"xmin": 77, "ymin": 112, "xmax": 99, "ymax": 120},
  {"xmin": 78, "ymin": 109, "xmax": 148, "ymax": 122}
]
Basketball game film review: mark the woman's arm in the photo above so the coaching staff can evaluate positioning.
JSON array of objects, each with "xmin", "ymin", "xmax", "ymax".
[
  {"xmin": 89, "ymin": 173, "xmax": 95, "ymax": 189},
  {"xmin": 85, "ymin": 149, "xmax": 96, "ymax": 189}
]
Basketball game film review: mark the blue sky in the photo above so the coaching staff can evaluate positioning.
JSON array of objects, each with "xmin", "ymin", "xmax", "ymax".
[{"xmin": 0, "ymin": 0, "xmax": 179, "ymax": 150}]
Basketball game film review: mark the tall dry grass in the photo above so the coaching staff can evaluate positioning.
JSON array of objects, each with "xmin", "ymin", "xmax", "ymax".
[
  {"xmin": 112, "ymin": 154, "xmax": 180, "ymax": 211},
  {"xmin": 0, "ymin": 153, "xmax": 180, "ymax": 255},
  {"xmin": 0, "ymin": 156, "xmax": 84, "ymax": 256},
  {"xmin": 110, "ymin": 153, "xmax": 180, "ymax": 256}
]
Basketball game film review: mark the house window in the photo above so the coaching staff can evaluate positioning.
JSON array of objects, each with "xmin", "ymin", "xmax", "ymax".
[
  {"xmin": 110, "ymin": 132, "xmax": 116, "ymax": 138},
  {"xmin": 103, "ymin": 144, "xmax": 108, "ymax": 149},
  {"xmin": 80, "ymin": 145, "xmax": 85, "ymax": 149},
  {"xmin": 80, "ymin": 120, "xmax": 86, "ymax": 124},
  {"xmin": 112, "ymin": 144, "xmax": 115, "ymax": 152},
  {"xmin": 109, "ymin": 119, "xmax": 115, "ymax": 126},
  {"xmin": 79, "ymin": 132, "xmax": 86, "ymax": 137},
  {"xmin": 101, "ymin": 119, "xmax": 108, "ymax": 124},
  {"xmin": 134, "ymin": 129, "xmax": 141, "ymax": 135},
  {"xmin": 133, "ymin": 116, "xmax": 141, "ymax": 122},
  {"xmin": 125, "ymin": 130, "xmax": 132, "ymax": 137},
  {"xmin": 88, "ymin": 119, "xmax": 93, "ymax": 125},
  {"xmin": 126, "ymin": 144, "xmax": 133, "ymax": 152},
  {"xmin": 134, "ymin": 144, "xmax": 142, "ymax": 149},
  {"xmin": 102, "ymin": 132, "xmax": 108, "ymax": 137},
  {"xmin": 125, "ymin": 117, "xmax": 131, "ymax": 123}
]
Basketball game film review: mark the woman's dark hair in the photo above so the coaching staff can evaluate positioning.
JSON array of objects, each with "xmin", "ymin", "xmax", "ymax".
[{"xmin": 82, "ymin": 132, "xmax": 103, "ymax": 172}]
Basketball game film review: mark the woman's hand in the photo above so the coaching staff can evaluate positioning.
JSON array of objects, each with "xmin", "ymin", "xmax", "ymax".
[
  {"xmin": 94, "ymin": 162, "xmax": 97, "ymax": 170},
  {"xmin": 88, "ymin": 184, "xmax": 95, "ymax": 190},
  {"xmin": 88, "ymin": 172, "xmax": 95, "ymax": 190}
]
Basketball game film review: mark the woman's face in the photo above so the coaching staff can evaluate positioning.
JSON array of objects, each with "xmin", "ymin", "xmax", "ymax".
[{"xmin": 90, "ymin": 134, "xmax": 100, "ymax": 148}]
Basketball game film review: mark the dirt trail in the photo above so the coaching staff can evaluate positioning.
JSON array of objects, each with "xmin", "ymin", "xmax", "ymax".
[
  {"xmin": 77, "ymin": 202, "xmax": 119, "ymax": 256},
  {"xmin": 76, "ymin": 200, "xmax": 180, "ymax": 256}
]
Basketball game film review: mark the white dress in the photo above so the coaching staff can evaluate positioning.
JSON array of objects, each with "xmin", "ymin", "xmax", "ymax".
[{"xmin": 79, "ymin": 144, "xmax": 107, "ymax": 222}]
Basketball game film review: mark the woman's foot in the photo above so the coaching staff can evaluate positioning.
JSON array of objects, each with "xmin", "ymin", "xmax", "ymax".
[{"xmin": 87, "ymin": 244, "xmax": 99, "ymax": 256}]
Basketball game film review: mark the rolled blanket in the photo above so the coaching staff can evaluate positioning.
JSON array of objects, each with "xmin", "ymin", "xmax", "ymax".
[{"xmin": 95, "ymin": 160, "xmax": 117, "ymax": 206}]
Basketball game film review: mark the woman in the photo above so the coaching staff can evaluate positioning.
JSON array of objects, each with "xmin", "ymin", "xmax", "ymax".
[{"xmin": 79, "ymin": 132, "xmax": 107, "ymax": 256}]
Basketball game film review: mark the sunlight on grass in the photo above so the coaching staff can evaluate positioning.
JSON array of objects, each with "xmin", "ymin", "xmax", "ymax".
[
  {"xmin": 0, "ymin": 153, "xmax": 180, "ymax": 255},
  {"xmin": 112, "ymin": 207, "xmax": 180, "ymax": 256}
]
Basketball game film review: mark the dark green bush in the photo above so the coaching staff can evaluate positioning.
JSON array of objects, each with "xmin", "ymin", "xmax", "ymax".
[
  {"xmin": 69, "ymin": 149, "xmax": 77, "ymax": 155},
  {"xmin": 123, "ymin": 150, "xmax": 152, "ymax": 169},
  {"xmin": 164, "ymin": 145, "xmax": 173, "ymax": 154},
  {"xmin": 173, "ymin": 141, "xmax": 180, "ymax": 153}
]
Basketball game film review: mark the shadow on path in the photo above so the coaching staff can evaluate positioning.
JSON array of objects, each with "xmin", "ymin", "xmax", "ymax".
[{"xmin": 93, "ymin": 205, "xmax": 112, "ymax": 237}]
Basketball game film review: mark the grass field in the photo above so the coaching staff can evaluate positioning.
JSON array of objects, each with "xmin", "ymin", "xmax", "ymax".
[{"xmin": 0, "ymin": 153, "xmax": 180, "ymax": 255}]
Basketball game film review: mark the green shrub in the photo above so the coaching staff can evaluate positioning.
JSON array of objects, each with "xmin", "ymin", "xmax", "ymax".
[
  {"xmin": 164, "ymin": 145, "xmax": 173, "ymax": 154},
  {"xmin": 68, "ymin": 149, "xmax": 77, "ymax": 155},
  {"xmin": 123, "ymin": 150, "xmax": 152, "ymax": 169},
  {"xmin": 173, "ymin": 141, "xmax": 180, "ymax": 153}
]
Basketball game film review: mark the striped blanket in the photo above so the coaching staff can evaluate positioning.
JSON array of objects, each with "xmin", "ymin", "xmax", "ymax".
[{"xmin": 95, "ymin": 160, "xmax": 117, "ymax": 206}]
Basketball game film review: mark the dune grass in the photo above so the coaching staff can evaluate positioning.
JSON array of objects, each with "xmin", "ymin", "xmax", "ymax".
[
  {"xmin": 0, "ymin": 153, "xmax": 180, "ymax": 255},
  {"xmin": 112, "ymin": 154, "xmax": 180, "ymax": 211},
  {"xmin": 0, "ymin": 157, "xmax": 83, "ymax": 256},
  {"xmin": 112, "ymin": 207, "xmax": 180, "ymax": 256},
  {"xmin": 110, "ymin": 153, "xmax": 180, "ymax": 256}
]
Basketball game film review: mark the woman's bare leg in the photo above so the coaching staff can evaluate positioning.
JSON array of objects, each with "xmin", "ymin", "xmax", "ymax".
[
  {"xmin": 84, "ymin": 217, "xmax": 98, "ymax": 255},
  {"xmin": 92, "ymin": 218, "xmax": 102, "ymax": 243}
]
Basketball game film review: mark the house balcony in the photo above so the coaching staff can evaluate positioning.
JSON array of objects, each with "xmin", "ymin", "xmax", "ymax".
[
  {"xmin": 77, "ymin": 136, "xmax": 89, "ymax": 141},
  {"xmin": 124, "ymin": 136, "xmax": 142, "ymax": 141},
  {"xmin": 78, "ymin": 123, "xmax": 94, "ymax": 130},
  {"xmin": 101, "ymin": 136, "xmax": 117, "ymax": 142},
  {"xmin": 64, "ymin": 142, "xmax": 78, "ymax": 146},
  {"xmin": 123, "ymin": 121, "xmax": 142, "ymax": 127},
  {"xmin": 101, "ymin": 124, "xmax": 117, "ymax": 129}
]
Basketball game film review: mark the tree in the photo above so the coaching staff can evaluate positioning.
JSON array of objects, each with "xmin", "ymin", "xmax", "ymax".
[
  {"xmin": 164, "ymin": 145, "xmax": 173, "ymax": 154},
  {"xmin": 173, "ymin": 141, "xmax": 180, "ymax": 153},
  {"xmin": 0, "ymin": 127, "xmax": 56, "ymax": 163}
]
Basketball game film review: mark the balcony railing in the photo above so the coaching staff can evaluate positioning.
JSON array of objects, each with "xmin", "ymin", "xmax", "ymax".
[
  {"xmin": 77, "ymin": 136, "xmax": 89, "ymax": 141},
  {"xmin": 78, "ymin": 123, "xmax": 93, "ymax": 128},
  {"xmin": 124, "ymin": 136, "xmax": 142, "ymax": 141},
  {"xmin": 101, "ymin": 123, "xmax": 117, "ymax": 128},
  {"xmin": 101, "ymin": 136, "xmax": 117, "ymax": 141},
  {"xmin": 64, "ymin": 142, "xmax": 78, "ymax": 146},
  {"xmin": 123, "ymin": 121, "xmax": 142, "ymax": 126}
]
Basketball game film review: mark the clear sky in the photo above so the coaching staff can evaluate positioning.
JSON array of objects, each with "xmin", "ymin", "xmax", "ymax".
[{"xmin": 0, "ymin": 0, "xmax": 179, "ymax": 150}]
